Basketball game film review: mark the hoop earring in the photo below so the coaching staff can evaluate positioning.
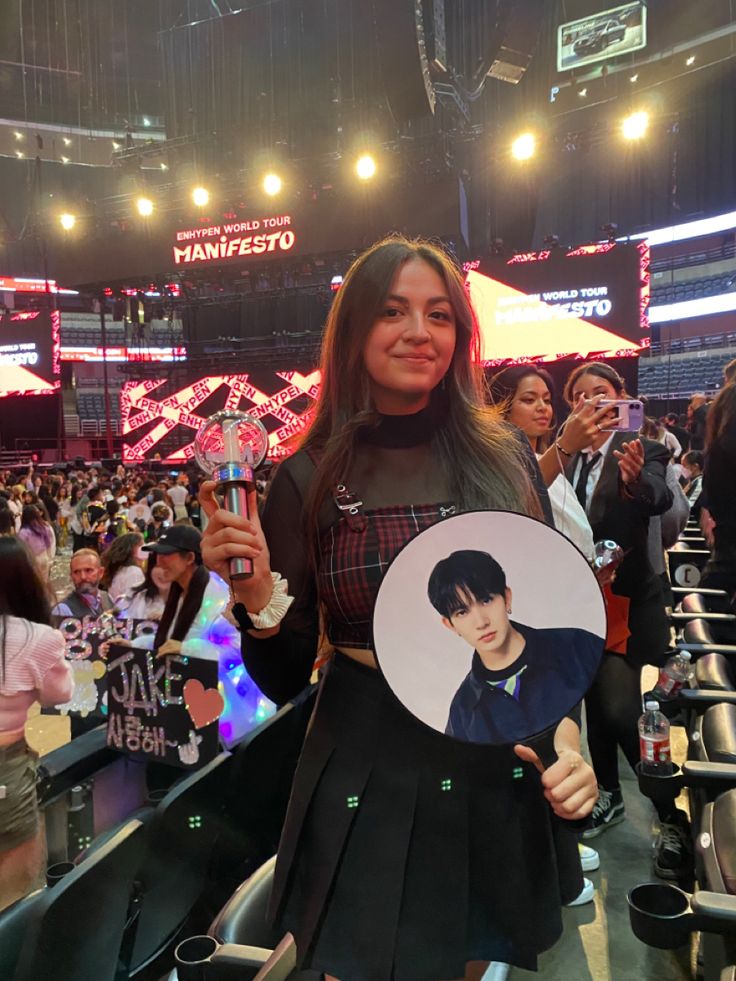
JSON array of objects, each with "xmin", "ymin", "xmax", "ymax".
[{"xmin": 507, "ymin": 607, "xmax": 512, "ymax": 614}]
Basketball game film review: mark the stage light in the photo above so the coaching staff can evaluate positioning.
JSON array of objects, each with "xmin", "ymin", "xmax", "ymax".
[
  {"xmin": 160, "ymin": 162, "xmax": 168, "ymax": 170},
  {"xmin": 112, "ymin": 140, "xmax": 121, "ymax": 150},
  {"xmin": 61, "ymin": 156, "xmax": 70, "ymax": 164},
  {"xmin": 622, "ymin": 110, "xmax": 649, "ymax": 140},
  {"xmin": 355, "ymin": 154, "xmax": 377, "ymax": 180},
  {"xmin": 578, "ymin": 87, "xmax": 587, "ymax": 98},
  {"xmin": 629, "ymin": 73, "xmax": 638, "ymax": 83},
  {"xmin": 15, "ymin": 151, "xmax": 24, "ymax": 159},
  {"xmin": 262, "ymin": 173, "xmax": 282, "ymax": 196},
  {"xmin": 686, "ymin": 55, "xmax": 695, "ymax": 66},
  {"xmin": 14, "ymin": 131, "xmax": 23, "ymax": 141},
  {"xmin": 192, "ymin": 186, "xmax": 210, "ymax": 207},
  {"xmin": 511, "ymin": 132, "xmax": 536, "ymax": 161},
  {"xmin": 59, "ymin": 213, "xmax": 76, "ymax": 231},
  {"xmin": 63, "ymin": 137, "xmax": 72, "ymax": 147},
  {"xmin": 136, "ymin": 196, "xmax": 154, "ymax": 217},
  {"xmin": 143, "ymin": 117, "xmax": 151, "ymax": 127}
]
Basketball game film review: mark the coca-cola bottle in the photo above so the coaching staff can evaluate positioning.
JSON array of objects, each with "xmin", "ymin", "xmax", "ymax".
[
  {"xmin": 652, "ymin": 651, "xmax": 693, "ymax": 700},
  {"xmin": 639, "ymin": 700, "xmax": 674, "ymax": 776}
]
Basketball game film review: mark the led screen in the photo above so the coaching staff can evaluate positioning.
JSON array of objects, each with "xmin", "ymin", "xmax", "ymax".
[
  {"xmin": 121, "ymin": 370, "xmax": 321, "ymax": 464},
  {"xmin": 557, "ymin": 2, "xmax": 646, "ymax": 72},
  {"xmin": 0, "ymin": 307, "xmax": 60, "ymax": 398},
  {"xmin": 465, "ymin": 241, "xmax": 649, "ymax": 367}
]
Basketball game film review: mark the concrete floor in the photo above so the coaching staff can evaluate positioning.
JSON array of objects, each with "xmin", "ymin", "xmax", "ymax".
[
  {"xmin": 514, "ymin": 763, "xmax": 695, "ymax": 981},
  {"xmin": 513, "ymin": 664, "xmax": 696, "ymax": 981}
]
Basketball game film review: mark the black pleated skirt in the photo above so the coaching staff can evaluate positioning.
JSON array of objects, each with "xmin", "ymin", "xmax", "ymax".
[{"xmin": 269, "ymin": 653, "xmax": 583, "ymax": 981}]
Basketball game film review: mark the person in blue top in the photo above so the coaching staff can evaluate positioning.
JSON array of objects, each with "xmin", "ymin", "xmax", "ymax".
[{"xmin": 428, "ymin": 549, "xmax": 602, "ymax": 746}]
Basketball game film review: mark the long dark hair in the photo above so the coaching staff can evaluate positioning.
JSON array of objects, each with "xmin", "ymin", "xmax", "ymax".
[
  {"xmin": 101, "ymin": 532, "xmax": 143, "ymax": 589},
  {"xmin": 131, "ymin": 550, "xmax": 164, "ymax": 602},
  {"xmin": 563, "ymin": 360, "xmax": 630, "ymax": 405},
  {"xmin": 0, "ymin": 537, "xmax": 53, "ymax": 683},
  {"xmin": 20, "ymin": 504, "xmax": 53, "ymax": 546},
  {"xmin": 706, "ymin": 382, "xmax": 736, "ymax": 451},
  {"xmin": 301, "ymin": 235, "xmax": 542, "ymax": 542},
  {"xmin": 489, "ymin": 364, "xmax": 557, "ymax": 452},
  {"xmin": 153, "ymin": 559, "xmax": 210, "ymax": 648}
]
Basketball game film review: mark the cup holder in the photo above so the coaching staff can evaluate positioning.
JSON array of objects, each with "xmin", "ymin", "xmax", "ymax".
[
  {"xmin": 46, "ymin": 861, "xmax": 75, "ymax": 887},
  {"xmin": 174, "ymin": 935, "xmax": 219, "ymax": 981},
  {"xmin": 635, "ymin": 762, "xmax": 684, "ymax": 807},
  {"xmin": 628, "ymin": 882, "xmax": 693, "ymax": 950}
]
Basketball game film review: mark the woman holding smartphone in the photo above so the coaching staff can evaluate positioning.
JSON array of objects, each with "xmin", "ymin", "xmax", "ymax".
[
  {"xmin": 200, "ymin": 237, "xmax": 598, "ymax": 981},
  {"xmin": 561, "ymin": 363, "xmax": 684, "ymax": 877}
]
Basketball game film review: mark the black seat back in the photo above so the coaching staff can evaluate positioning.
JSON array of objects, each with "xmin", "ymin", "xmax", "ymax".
[
  {"xmin": 696, "ymin": 654, "xmax": 736, "ymax": 692},
  {"xmin": 684, "ymin": 618, "xmax": 716, "ymax": 647},
  {"xmin": 0, "ymin": 889, "xmax": 43, "ymax": 981},
  {"xmin": 13, "ymin": 818, "xmax": 145, "ymax": 981},
  {"xmin": 215, "ymin": 688, "xmax": 317, "ymax": 883},
  {"xmin": 128, "ymin": 752, "xmax": 232, "ymax": 975}
]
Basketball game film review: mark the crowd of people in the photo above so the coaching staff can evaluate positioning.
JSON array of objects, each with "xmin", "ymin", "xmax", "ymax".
[{"xmin": 0, "ymin": 235, "xmax": 735, "ymax": 978}]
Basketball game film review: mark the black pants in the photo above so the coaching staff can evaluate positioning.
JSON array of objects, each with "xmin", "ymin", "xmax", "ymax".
[{"xmin": 585, "ymin": 652, "xmax": 676, "ymax": 823}]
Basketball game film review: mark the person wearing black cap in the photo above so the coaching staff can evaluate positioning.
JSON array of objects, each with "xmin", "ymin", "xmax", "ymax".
[
  {"xmin": 132, "ymin": 525, "xmax": 274, "ymax": 747},
  {"xmin": 142, "ymin": 524, "xmax": 208, "ymax": 657}
]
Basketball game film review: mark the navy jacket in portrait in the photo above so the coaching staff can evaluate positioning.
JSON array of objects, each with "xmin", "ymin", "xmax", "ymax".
[{"xmin": 445, "ymin": 622, "xmax": 603, "ymax": 745}]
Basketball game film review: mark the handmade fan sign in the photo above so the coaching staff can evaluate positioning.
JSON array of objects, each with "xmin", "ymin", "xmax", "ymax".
[
  {"xmin": 373, "ymin": 511, "xmax": 606, "ymax": 753},
  {"xmin": 106, "ymin": 644, "xmax": 224, "ymax": 768}
]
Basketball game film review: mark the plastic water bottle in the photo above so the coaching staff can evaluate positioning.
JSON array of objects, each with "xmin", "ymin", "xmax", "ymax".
[
  {"xmin": 639, "ymin": 700, "xmax": 674, "ymax": 776},
  {"xmin": 652, "ymin": 651, "xmax": 693, "ymax": 700}
]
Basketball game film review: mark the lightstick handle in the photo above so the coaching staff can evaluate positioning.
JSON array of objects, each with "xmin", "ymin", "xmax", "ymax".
[{"xmin": 223, "ymin": 481, "xmax": 253, "ymax": 580}]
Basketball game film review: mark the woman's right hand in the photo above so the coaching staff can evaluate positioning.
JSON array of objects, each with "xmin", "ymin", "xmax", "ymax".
[
  {"xmin": 199, "ymin": 481, "xmax": 275, "ymax": 612},
  {"xmin": 558, "ymin": 395, "xmax": 613, "ymax": 454}
]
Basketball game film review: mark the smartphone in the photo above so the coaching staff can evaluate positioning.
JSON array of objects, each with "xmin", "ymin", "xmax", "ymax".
[{"xmin": 598, "ymin": 400, "xmax": 645, "ymax": 431}]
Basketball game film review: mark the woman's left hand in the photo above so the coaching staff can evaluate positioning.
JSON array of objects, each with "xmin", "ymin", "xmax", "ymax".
[
  {"xmin": 514, "ymin": 744, "xmax": 598, "ymax": 821},
  {"xmin": 157, "ymin": 639, "xmax": 183, "ymax": 659},
  {"xmin": 613, "ymin": 438, "xmax": 645, "ymax": 484}
]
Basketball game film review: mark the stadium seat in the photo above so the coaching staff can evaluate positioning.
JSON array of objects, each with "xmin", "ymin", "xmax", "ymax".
[
  {"xmin": 0, "ymin": 888, "xmax": 43, "ymax": 981},
  {"xmin": 126, "ymin": 752, "xmax": 233, "ymax": 977},
  {"xmin": 12, "ymin": 818, "xmax": 145, "ymax": 981}
]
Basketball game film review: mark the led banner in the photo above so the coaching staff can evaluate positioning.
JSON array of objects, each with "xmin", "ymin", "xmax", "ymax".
[
  {"xmin": 557, "ymin": 2, "xmax": 646, "ymax": 72},
  {"xmin": 465, "ymin": 242, "xmax": 649, "ymax": 367},
  {"xmin": 0, "ymin": 307, "xmax": 60, "ymax": 398},
  {"xmin": 121, "ymin": 369, "xmax": 321, "ymax": 464},
  {"xmin": 172, "ymin": 213, "xmax": 296, "ymax": 268}
]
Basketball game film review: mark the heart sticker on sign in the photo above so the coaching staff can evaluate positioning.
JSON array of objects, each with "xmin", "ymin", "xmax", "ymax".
[{"xmin": 183, "ymin": 679, "xmax": 225, "ymax": 730}]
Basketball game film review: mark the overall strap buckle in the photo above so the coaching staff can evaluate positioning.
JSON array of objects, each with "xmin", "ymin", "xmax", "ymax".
[{"xmin": 334, "ymin": 483, "xmax": 367, "ymax": 532}]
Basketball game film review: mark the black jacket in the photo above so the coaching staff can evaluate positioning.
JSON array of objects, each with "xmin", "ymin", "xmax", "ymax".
[
  {"xmin": 569, "ymin": 432, "xmax": 673, "ymax": 664},
  {"xmin": 445, "ymin": 622, "xmax": 602, "ymax": 745}
]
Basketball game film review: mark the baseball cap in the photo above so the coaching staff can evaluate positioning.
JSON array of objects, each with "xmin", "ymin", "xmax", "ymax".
[{"xmin": 142, "ymin": 524, "xmax": 202, "ymax": 555}]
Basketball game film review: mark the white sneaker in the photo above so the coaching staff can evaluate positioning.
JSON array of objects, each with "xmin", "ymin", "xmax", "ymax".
[
  {"xmin": 578, "ymin": 843, "xmax": 600, "ymax": 872},
  {"xmin": 481, "ymin": 963, "xmax": 511, "ymax": 981},
  {"xmin": 566, "ymin": 877, "xmax": 595, "ymax": 907}
]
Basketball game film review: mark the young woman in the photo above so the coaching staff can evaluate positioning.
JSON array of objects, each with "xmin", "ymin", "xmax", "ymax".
[
  {"xmin": 116, "ymin": 550, "xmax": 170, "ymax": 621},
  {"xmin": 128, "ymin": 525, "xmax": 274, "ymax": 748},
  {"xmin": 16, "ymin": 505, "xmax": 56, "ymax": 581},
  {"xmin": 489, "ymin": 364, "xmax": 610, "ymax": 560},
  {"xmin": 0, "ymin": 538, "xmax": 73, "ymax": 911},
  {"xmin": 100, "ymin": 532, "xmax": 146, "ymax": 605},
  {"xmin": 200, "ymin": 237, "xmax": 597, "ymax": 980},
  {"xmin": 561, "ymin": 363, "xmax": 682, "ymax": 875}
]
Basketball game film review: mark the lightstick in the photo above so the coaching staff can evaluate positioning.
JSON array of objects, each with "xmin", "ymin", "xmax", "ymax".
[
  {"xmin": 194, "ymin": 410, "xmax": 269, "ymax": 580},
  {"xmin": 593, "ymin": 539, "xmax": 624, "ymax": 572}
]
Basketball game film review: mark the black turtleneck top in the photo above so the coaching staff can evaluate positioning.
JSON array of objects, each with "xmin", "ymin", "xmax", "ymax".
[{"xmin": 233, "ymin": 408, "xmax": 552, "ymax": 704}]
